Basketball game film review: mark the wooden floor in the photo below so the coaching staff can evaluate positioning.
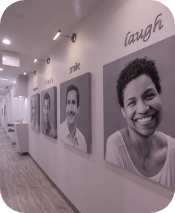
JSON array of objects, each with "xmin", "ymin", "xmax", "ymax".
[{"xmin": 0, "ymin": 126, "xmax": 75, "ymax": 213}]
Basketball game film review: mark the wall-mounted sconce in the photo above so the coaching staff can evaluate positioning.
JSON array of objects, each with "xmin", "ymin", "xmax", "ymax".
[
  {"xmin": 34, "ymin": 57, "xmax": 50, "ymax": 64},
  {"xmin": 53, "ymin": 29, "xmax": 77, "ymax": 43},
  {"xmin": 24, "ymin": 70, "xmax": 37, "ymax": 75}
]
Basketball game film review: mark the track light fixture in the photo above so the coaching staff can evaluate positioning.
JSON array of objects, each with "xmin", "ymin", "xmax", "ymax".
[
  {"xmin": 53, "ymin": 30, "xmax": 61, "ymax": 40},
  {"xmin": 53, "ymin": 29, "xmax": 77, "ymax": 43},
  {"xmin": 34, "ymin": 57, "xmax": 50, "ymax": 64},
  {"xmin": 24, "ymin": 70, "xmax": 37, "ymax": 75}
]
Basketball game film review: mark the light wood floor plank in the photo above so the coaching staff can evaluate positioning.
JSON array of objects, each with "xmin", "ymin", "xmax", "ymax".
[{"xmin": 0, "ymin": 126, "xmax": 75, "ymax": 213}]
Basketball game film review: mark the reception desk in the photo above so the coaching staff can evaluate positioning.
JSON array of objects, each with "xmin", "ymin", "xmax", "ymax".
[{"xmin": 14, "ymin": 122, "xmax": 28, "ymax": 153}]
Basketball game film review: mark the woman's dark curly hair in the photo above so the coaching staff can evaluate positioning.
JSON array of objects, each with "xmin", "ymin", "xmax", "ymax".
[{"xmin": 117, "ymin": 57, "xmax": 162, "ymax": 108}]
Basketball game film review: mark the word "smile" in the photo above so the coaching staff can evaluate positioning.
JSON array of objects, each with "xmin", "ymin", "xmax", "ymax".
[{"xmin": 125, "ymin": 13, "xmax": 163, "ymax": 47}]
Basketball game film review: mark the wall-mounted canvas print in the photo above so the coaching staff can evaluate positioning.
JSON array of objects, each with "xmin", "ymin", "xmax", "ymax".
[
  {"xmin": 60, "ymin": 73, "xmax": 91, "ymax": 154},
  {"xmin": 4, "ymin": 105, "xmax": 6, "ymax": 116},
  {"xmin": 41, "ymin": 86, "xmax": 57, "ymax": 139},
  {"xmin": 103, "ymin": 35, "xmax": 175, "ymax": 190},
  {"xmin": 31, "ymin": 93, "xmax": 40, "ymax": 132}
]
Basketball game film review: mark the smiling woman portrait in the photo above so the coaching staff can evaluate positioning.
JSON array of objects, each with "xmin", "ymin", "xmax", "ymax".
[{"xmin": 105, "ymin": 57, "xmax": 175, "ymax": 189}]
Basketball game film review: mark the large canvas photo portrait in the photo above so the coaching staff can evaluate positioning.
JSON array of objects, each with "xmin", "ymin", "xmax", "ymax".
[
  {"xmin": 31, "ymin": 93, "xmax": 40, "ymax": 132},
  {"xmin": 41, "ymin": 86, "xmax": 57, "ymax": 139},
  {"xmin": 103, "ymin": 35, "xmax": 175, "ymax": 190},
  {"xmin": 60, "ymin": 72, "xmax": 91, "ymax": 154}
]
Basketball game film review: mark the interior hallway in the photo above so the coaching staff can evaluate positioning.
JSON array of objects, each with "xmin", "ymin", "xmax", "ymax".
[{"xmin": 0, "ymin": 126, "xmax": 75, "ymax": 213}]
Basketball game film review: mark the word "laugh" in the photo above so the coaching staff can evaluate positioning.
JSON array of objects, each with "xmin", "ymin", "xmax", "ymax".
[{"xmin": 125, "ymin": 13, "xmax": 163, "ymax": 47}]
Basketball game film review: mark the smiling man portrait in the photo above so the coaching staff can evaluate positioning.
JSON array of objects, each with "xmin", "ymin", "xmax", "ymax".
[
  {"xmin": 60, "ymin": 84, "xmax": 87, "ymax": 153},
  {"xmin": 42, "ymin": 91, "xmax": 57, "ymax": 139},
  {"xmin": 31, "ymin": 94, "xmax": 40, "ymax": 132}
]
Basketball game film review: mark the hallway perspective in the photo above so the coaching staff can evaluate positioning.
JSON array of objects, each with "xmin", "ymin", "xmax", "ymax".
[{"xmin": 0, "ymin": 126, "xmax": 75, "ymax": 213}]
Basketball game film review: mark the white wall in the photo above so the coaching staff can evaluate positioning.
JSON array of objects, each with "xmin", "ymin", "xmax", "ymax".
[
  {"xmin": 2, "ymin": 85, "xmax": 28, "ymax": 139},
  {"xmin": 0, "ymin": 96, "xmax": 5, "ymax": 127},
  {"xmin": 0, "ymin": 101, "xmax": 2, "ymax": 125},
  {"xmin": 9, "ymin": 84, "xmax": 28, "ymax": 123},
  {"xmin": 28, "ymin": 0, "xmax": 175, "ymax": 212}
]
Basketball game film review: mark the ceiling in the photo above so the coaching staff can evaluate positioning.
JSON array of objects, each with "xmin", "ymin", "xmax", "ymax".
[{"xmin": 0, "ymin": 0, "xmax": 103, "ymax": 98}]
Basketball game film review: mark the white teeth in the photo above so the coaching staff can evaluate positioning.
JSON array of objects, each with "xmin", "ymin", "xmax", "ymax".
[
  {"xmin": 137, "ymin": 116, "xmax": 152, "ymax": 124},
  {"xmin": 68, "ymin": 114, "xmax": 74, "ymax": 117}
]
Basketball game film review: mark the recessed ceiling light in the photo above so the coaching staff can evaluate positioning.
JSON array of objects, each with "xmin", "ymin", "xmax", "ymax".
[
  {"xmin": 0, "ymin": 78, "xmax": 8, "ymax": 80},
  {"xmin": 0, "ymin": 68, "xmax": 3, "ymax": 71},
  {"xmin": 3, "ymin": 57, "xmax": 6, "ymax": 60},
  {"xmin": 19, "ymin": 96, "xmax": 22, "ymax": 98},
  {"xmin": 2, "ymin": 39, "xmax": 11, "ymax": 45},
  {"xmin": 13, "ymin": 81, "xmax": 16, "ymax": 83}
]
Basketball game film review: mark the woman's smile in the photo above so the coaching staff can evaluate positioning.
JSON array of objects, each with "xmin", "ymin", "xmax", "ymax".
[
  {"xmin": 122, "ymin": 74, "xmax": 163, "ymax": 136},
  {"xmin": 134, "ymin": 112, "xmax": 157, "ymax": 125},
  {"xmin": 136, "ymin": 116, "xmax": 153, "ymax": 124}
]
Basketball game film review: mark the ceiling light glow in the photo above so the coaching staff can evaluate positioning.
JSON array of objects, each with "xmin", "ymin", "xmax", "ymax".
[
  {"xmin": 0, "ymin": 68, "xmax": 3, "ymax": 71},
  {"xmin": 2, "ymin": 39, "xmax": 11, "ymax": 44},
  {"xmin": 2, "ymin": 51, "xmax": 20, "ymax": 67},
  {"xmin": 0, "ymin": 78, "xmax": 8, "ymax": 80},
  {"xmin": 13, "ymin": 81, "xmax": 16, "ymax": 83}
]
